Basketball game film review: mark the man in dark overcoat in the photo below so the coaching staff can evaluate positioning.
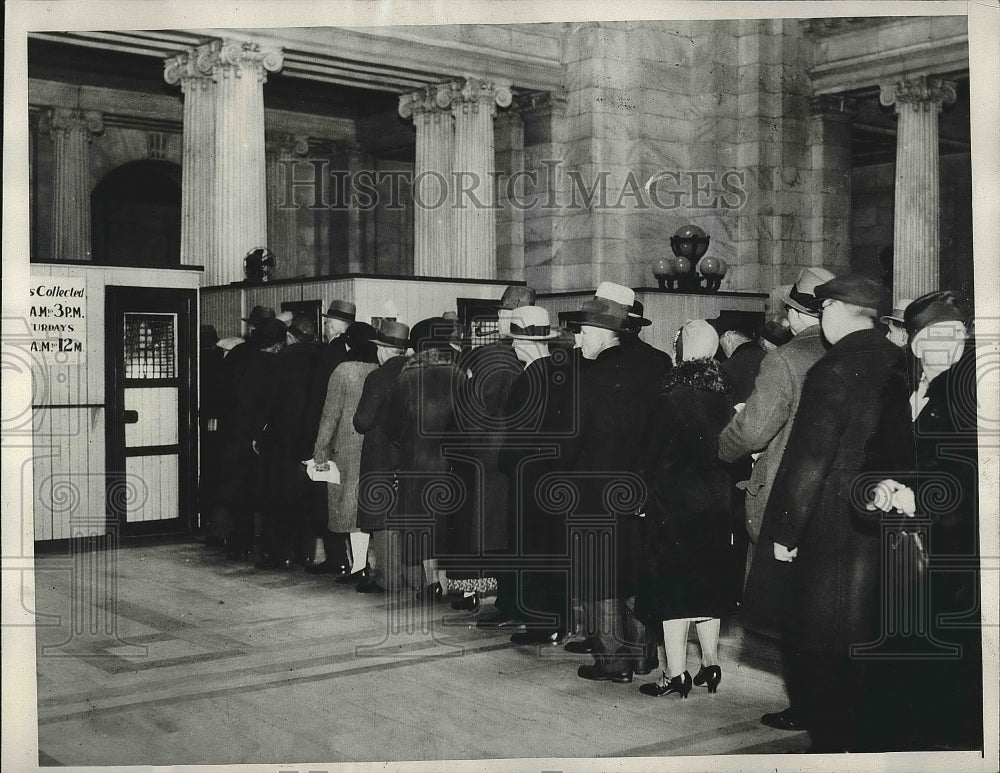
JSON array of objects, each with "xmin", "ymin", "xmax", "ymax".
[
  {"xmin": 719, "ymin": 267, "xmax": 833, "ymax": 732},
  {"xmin": 619, "ymin": 298, "xmax": 673, "ymax": 375},
  {"xmin": 496, "ymin": 306, "xmax": 576, "ymax": 644},
  {"xmin": 304, "ymin": 299, "xmax": 357, "ymax": 574},
  {"xmin": 255, "ymin": 318, "xmax": 322, "ymax": 569},
  {"xmin": 763, "ymin": 275, "xmax": 901, "ymax": 752},
  {"xmin": 565, "ymin": 283, "xmax": 664, "ymax": 683},
  {"xmin": 352, "ymin": 320, "xmax": 410, "ymax": 593},
  {"xmin": 225, "ymin": 304, "xmax": 275, "ymax": 370},
  {"xmin": 454, "ymin": 286, "xmax": 531, "ymax": 627}
]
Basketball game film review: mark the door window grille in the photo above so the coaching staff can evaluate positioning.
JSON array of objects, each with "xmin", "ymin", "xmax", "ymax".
[{"xmin": 123, "ymin": 313, "xmax": 177, "ymax": 379}]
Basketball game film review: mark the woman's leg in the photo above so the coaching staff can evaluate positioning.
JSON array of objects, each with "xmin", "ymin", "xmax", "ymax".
[
  {"xmin": 694, "ymin": 618, "xmax": 721, "ymax": 667},
  {"xmin": 662, "ymin": 619, "xmax": 690, "ymax": 680}
]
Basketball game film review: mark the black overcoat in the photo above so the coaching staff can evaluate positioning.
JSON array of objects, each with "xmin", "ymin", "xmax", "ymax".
[
  {"xmin": 563, "ymin": 342, "xmax": 668, "ymax": 600},
  {"xmin": 353, "ymin": 354, "xmax": 408, "ymax": 531},
  {"xmin": 759, "ymin": 328, "xmax": 904, "ymax": 657},
  {"xmin": 384, "ymin": 346, "xmax": 466, "ymax": 565},
  {"xmin": 635, "ymin": 358, "xmax": 735, "ymax": 623}
]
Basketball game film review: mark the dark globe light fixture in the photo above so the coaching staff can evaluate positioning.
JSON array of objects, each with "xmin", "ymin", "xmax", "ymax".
[
  {"xmin": 244, "ymin": 247, "xmax": 276, "ymax": 284},
  {"xmin": 654, "ymin": 225, "xmax": 726, "ymax": 292}
]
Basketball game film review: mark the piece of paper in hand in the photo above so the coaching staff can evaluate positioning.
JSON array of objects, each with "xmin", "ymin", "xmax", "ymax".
[{"xmin": 303, "ymin": 459, "xmax": 341, "ymax": 484}]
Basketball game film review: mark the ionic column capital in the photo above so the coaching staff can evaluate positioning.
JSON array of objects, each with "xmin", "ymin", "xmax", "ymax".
[
  {"xmin": 167, "ymin": 39, "xmax": 283, "ymax": 86},
  {"xmin": 164, "ymin": 45, "xmax": 215, "ymax": 91},
  {"xmin": 398, "ymin": 83, "xmax": 455, "ymax": 120},
  {"xmin": 445, "ymin": 77, "xmax": 513, "ymax": 117},
  {"xmin": 808, "ymin": 94, "xmax": 859, "ymax": 121},
  {"xmin": 879, "ymin": 76, "xmax": 957, "ymax": 114},
  {"xmin": 40, "ymin": 107, "xmax": 104, "ymax": 139},
  {"xmin": 265, "ymin": 131, "xmax": 310, "ymax": 156}
]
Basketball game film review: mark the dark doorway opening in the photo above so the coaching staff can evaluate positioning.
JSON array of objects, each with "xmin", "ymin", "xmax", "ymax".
[{"xmin": 91, "ymin": 160, "xmax": 182, "ymax": 266}]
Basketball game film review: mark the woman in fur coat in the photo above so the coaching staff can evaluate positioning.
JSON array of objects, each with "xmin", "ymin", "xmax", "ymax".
[{"xmin": 636, "ymin": 319, "xmax": 735, "ymax": 699}]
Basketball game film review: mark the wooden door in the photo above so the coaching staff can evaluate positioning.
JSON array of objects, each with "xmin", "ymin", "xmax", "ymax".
[{"xmin": 105, "ymin": 286, "xmax": 196, "ymax": 534}]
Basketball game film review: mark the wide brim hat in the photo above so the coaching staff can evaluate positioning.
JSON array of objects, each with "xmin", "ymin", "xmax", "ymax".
[
  {"xmin": 880, "ymin": 298, "xmax": 915, "ymax": 325},
  {"xmin": 509, "ymin": 306, "xmax": 558, "ymax": 340},
  {"xmin": 499, "ymin": 285, "xmax": 536, "ymax": 310},
  {"xmin": 242, "ymin": 304, "xmax": 275, "ymax": 325},
  {"xmin": 779, "ymin": 267, "xmax": 837, "ymax": 314},
  {"xmin": 814, "ymin": 275, "xmax": 888, "ymax": 313},
  {"xmin": 626, "ymin": 299, "xmax": 652, "ymax": 329},
  {"xmin": 709, "ymin": 309, "xmax": 760, "ymax": 339},
  {"xmin": 578, "ymin": 297, "xmax": 631, "ymax": 333},
  {"xmin": 374, "ymin": 320, "xmax": 411, "ymax": 348},
  {"xmin": 345, "ymin": 321, "xmax": 378, "ymax": 349},
  {"xmin": 256, "ymin": 318, "xmax": 288, "ymax": 347},
  {"xmin": 903, "ymin": 290, "xmax": 973, "ymax": 338},
  {"xmin": 323, "ymin": 299, "xmax": 357, "ymax": 321}
]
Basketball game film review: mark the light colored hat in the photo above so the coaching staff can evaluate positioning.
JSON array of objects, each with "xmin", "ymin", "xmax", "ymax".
[
  {"xmin": 779, "ymin": 267, "xmax": 837, "ymax": 315},
  {"xmin": 880, "ymin": 298, "xmax": 914, "ymax": 325},
  {"xmin": 509, "ymin": 306, "xmax": 557, "ymax": 340},
  {"xmin": 679, "ymin": 319, "xmax": 719, "ymax": 361},
  {"xmin": 276, "ymin": 310, "xmax": 295, "ymax": 325},
  {"xmin": 216, "ymin": 336, "xmax": 243, "ymax": 352},
  {"xmin": 594, "ymin": 281, "xmax": 636, "ymax": 308}
]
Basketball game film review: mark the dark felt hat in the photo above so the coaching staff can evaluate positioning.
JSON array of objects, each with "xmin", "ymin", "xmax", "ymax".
[
  {"xmin": 626, "ymin": 299, "xmax": 652, "ymax": 330},
  {"xmin": 578, "ymin": 297, "xmax": 630, "ymax": 333},
  {"xmin": 242, "ymin": 305, "xmax": 276, "ymax": 325},
  {"xmin": 375, "ymin": 320, "xmax": 411, "ymax": 349},
  {"xmin": 709, "ymin": 309, "xmax": 759, "ymax": 339},
  {"xmin": 903, "ymin": 290, "xmax": 973, "ymax": 338},
  {"xmin": 345, "ymin": 321, "xmax": 378, "ymax": 349},
  {"xmin": 814, "ymin": 275, "xmax": 888, "ymax": 313},
  {"xmin": 558, "ymin": 311, "xmax": 583, "ymax": 333},
  {"xmin": 256, "ymin": 318, "xmax": 287, "ymax": 347},
  {"xmin": 410, "ymin": 317, "xmax": 456, "ymax": 349},
  {"xmin": 323, "ymin": 299, "xmax": 357, "ymax": 321}
]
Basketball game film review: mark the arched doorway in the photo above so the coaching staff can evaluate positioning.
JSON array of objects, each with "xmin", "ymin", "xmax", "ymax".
[{"xmin": 91, "ymin": 160, "xmax": 182, "ymax": 266}]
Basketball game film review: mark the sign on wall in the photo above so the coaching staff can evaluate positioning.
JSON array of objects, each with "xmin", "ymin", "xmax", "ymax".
[{"xmin": 29, "ymin": 275, "xmax": 87, "ymax": 361}]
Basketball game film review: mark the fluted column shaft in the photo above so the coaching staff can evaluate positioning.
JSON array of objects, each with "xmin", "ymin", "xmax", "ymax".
[
  {"xmin": 165, "ymin": 52, "xmax": 216, "ymax": 269},
  {"xmin": 880, "ymin": 76, "xmax": 956, "ymax": 300},
  {"xmin": 43, "ymin": 108, "xmax": 103, "ymax": 260},
  {"xmin": 265, "ymin": 132, "xmax": 308, "ymax": 277},
  {"xmin": 448, "ymin": 79, "xmax": 512, "ymax": 280},
  {"xmin": 400, "ymin": 86, "xmax": 454, "ymax": 277}
]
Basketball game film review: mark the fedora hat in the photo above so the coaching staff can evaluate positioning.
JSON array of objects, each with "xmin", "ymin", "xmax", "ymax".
[
  {"xmin": 559, "ymin": 310, "xmax": 583, "ymax": 333},
  {"xmin": 626, "ymin": 299, "xmax": 652, "ymax": 330},
  {"xmin": 779, "ymin": 267, "xmax": 836, "ymax": 314},
  {"xmin": 578, "ymin": 299, "xmax": 631, "ymax": 333},
  {"xmin": 509, "ymin": 306, "xmax": 557, "ymax": 340},
  {"xmin": 375, "ymin": 320, "xmax": 411, "ymax": 349},
  {"xmin": 499, "ymin": 285, "xmax": 536, "ymax": 310},
  {"xmin": 242, "ymin": 305, "xmax": 275, "ymax": 325},
  {"xmin": 814, "ymin": 275, "xmax": 888, "ymax": 313},
  {"xmin": 323, "ymin": 299, "xmax": 357, "ymax": 322},
  {"xmin": 255, "ymin": 317, "xmax": 288, "ymax": 348},
  {"xmin": 880, "ymin": 298, "xmax": 915, "ymax": 325}
]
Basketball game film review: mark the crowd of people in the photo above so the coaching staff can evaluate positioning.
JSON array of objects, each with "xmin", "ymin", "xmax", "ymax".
[{"xmin": 197, "ymin": 274, "xmax": 981, "ymax": 754}]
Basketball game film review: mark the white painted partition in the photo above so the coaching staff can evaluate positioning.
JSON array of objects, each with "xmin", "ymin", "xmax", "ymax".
[{"xmin": 28, "ymin": 263, "xmax": 201, "ymax": 541}]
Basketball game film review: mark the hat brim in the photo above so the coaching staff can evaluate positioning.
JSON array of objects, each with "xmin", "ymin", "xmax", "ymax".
[
  {"xmin": 578, "ymin": 316, "xmax": 628, "ymax": 333},
  {"xmin": 780, "ymin": 290, "xmax": 818, "ymax": 315},
  {"xmin": 509, "ymin": 331, "xmax": 558, "ymax": 340},
  {"xmin": 880, "ymin": 314, "xmax": 905, "ymax": 324},
  {"xmin": 627, "ymin": 315, "xmax": 652, "ymax": 328},
  {"xmin": 374, "ymin": 338, "xmax": 409, "ymax": 348},
  {"xmin": 323, "ymin": 311, "xmax": 355, "ymax": 321}
]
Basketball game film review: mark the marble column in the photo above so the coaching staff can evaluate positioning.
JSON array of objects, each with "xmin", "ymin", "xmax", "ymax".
[
  {"xmin": 879, "ymin": 76, "xmax": 957, "ymax": 300},
  {"xmin": 446, "ymin": 78, "xmax": 512, "ymax": 280},
  {"xmin": 399, "ymin": 85, "xmax": 454, "ymax": 277},
  {"xmin": 191, "ymin": 40, "xmax": 283, "ymax": 286},
  {"xmin": 265, "ymin": 131, "xmax": 309, "ymax": 277},
  {"xmin": 41, "ymin": 108, "xmax": 103, "ymax": 260},
  {"xmin": 807, "ymin": 95, "xmax": 857, "ymax": 274},
  {"xmin": 164, "ymin": 48, "xmax": 216, "ymax": 269}
]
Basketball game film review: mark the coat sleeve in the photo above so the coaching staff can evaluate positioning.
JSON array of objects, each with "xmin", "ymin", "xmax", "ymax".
[
  {"xmin": 767, "ymin": 364, "xmax": 848, "ymax": 549},
  {"xmin": 719, "ymin": 348, "xmax": 793, "ymax": 462},
  {"xmin": 353, "ymin": 368, "xmax": 383, "ymax": 435},
  {"xmin": 313, "ymin": 366, "xmax": 348, "ymax": 464}
]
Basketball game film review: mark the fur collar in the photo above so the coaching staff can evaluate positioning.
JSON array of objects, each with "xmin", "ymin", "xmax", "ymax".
[
  {"xmin": 402, "ymin": 346, "xmax": 458, "ymax": 373},
  {"xmin": 662, "ymin": 357, "xmax": 731, "ymax": 395}
]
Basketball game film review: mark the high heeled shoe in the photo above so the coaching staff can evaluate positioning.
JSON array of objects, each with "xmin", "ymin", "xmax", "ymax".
[
  {"xmin": 692, "ymin": 664, "xmax": 722, "ymax": 694},
  {"xmin": 639, "ymin": 670, "xmax": 693, "ymax": 698}
]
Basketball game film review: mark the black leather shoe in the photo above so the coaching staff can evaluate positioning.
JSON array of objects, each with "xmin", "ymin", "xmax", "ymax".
[
  {"xmin": 475, "ymin": 611, "xmax": 517, "ymax": 629},
  {"xmin": 511, "ymin": 629, "xmax": 567, "ymax": 646},
  {"xmin": 761, "ymin": 707, "xmax": 807, "ymax": 731},
  {"xmin": 639, "ymin": 670, "xmax": 692, "ymax": 698},
  {"xmin": 563, "ymin": 639, "xmax": 595, "ymax": 654},
  {"xmin": 414, "ymin": 583, "xmax": 444, "ymax": 604},
  {"xmin": 692, "ymin": 664, "xmax": 722, "ymax": 694},
  {"xmin": 355, "ymin": 578, "xmax": 384, "ymax": 594},
  {"xmin": 577, "ymin": 663, "xmax": 633, "ymax": 684},
  {"xmin": 450, "ymin": 593, "xmax": 481, "ymax": 612},
  {"xmin": 305, "ymin": 560, "xmax": 346, "ymax": 575},
  {"xmin": 335, "ymin": 569, "xmax": 367, "ymax": 584}
]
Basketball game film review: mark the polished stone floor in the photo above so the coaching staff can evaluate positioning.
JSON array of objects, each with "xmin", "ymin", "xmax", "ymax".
[{"xmin": 33, "ymin": 538, "xmax": 811, "ymax": 767}]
